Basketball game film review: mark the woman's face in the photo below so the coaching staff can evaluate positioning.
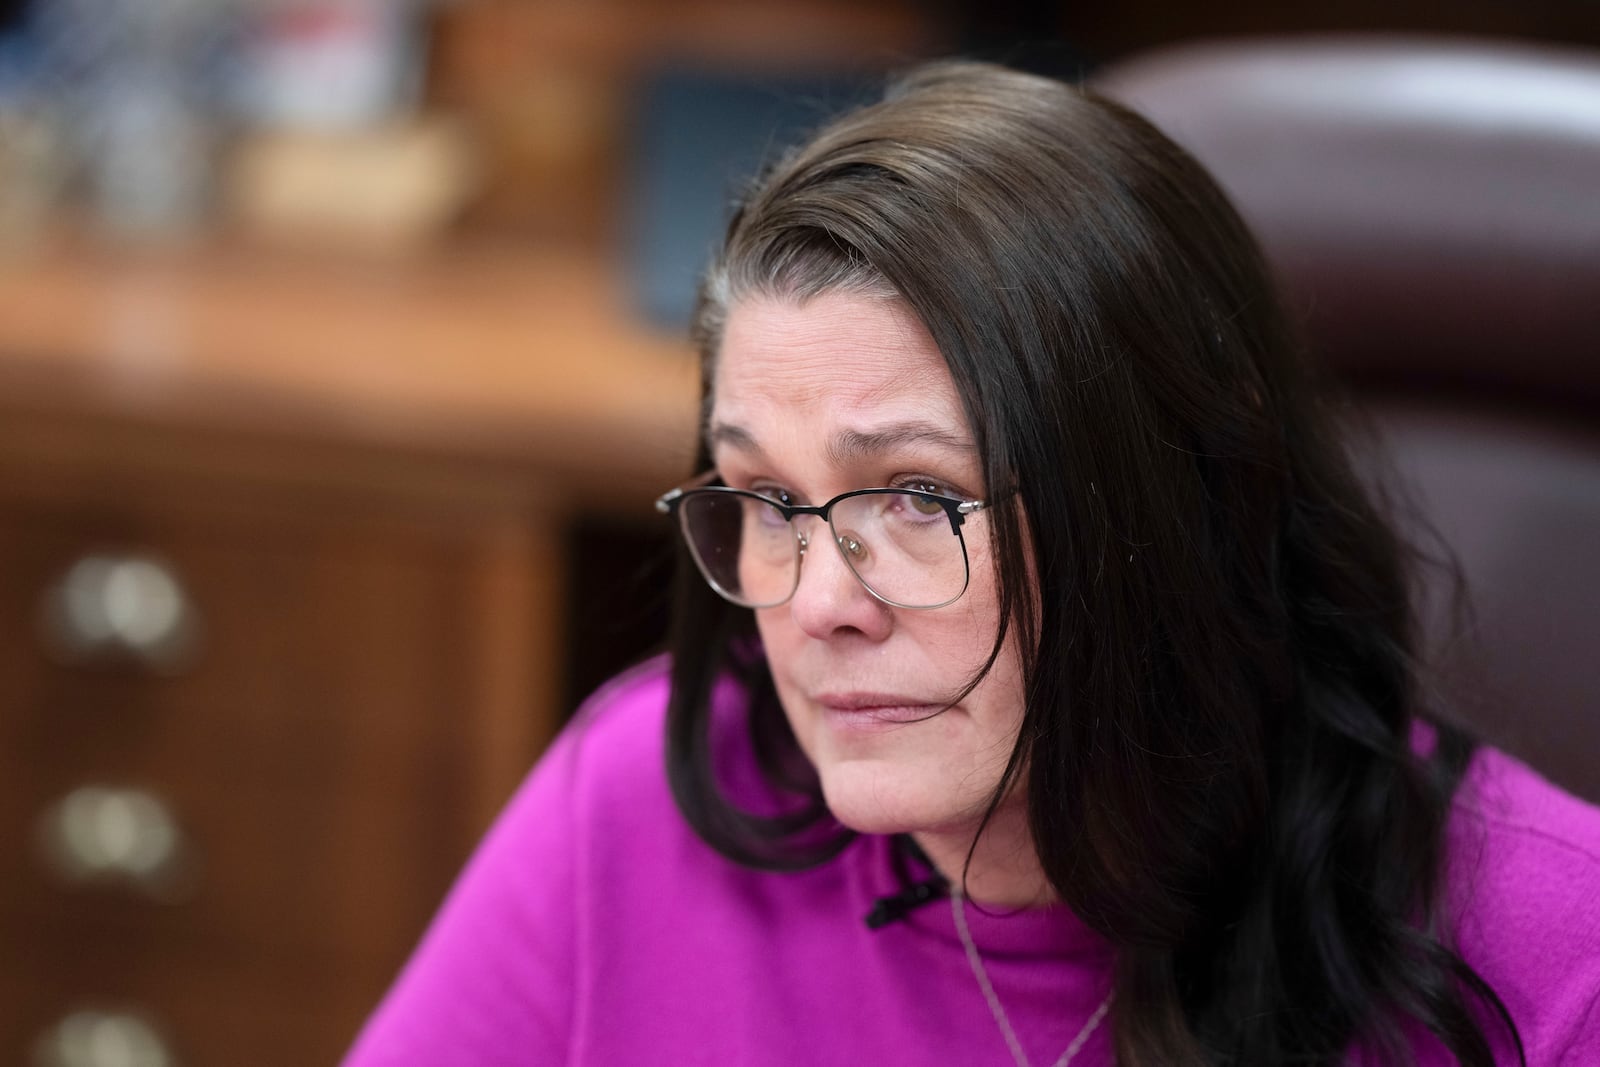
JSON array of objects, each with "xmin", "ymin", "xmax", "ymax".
[{"xmin": 710, "ymin": 290, "xmax": 1027, "ymax": 839}]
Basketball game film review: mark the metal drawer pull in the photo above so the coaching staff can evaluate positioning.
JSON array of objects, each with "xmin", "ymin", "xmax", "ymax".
[
  {"xmin": 39, "ymin": 787, "xmax": 195, "ymax": 902},
  {"xmin": 33, "ymin": 1009, "xmax": 175, "ymax": 1067},
  {"xmin": 41, "ymin": 554, "xmax": 199, "ymax": 671}
]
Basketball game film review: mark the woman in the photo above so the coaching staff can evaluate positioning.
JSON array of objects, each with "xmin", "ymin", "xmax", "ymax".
[{"xmin": 346, "ymin": 62, "xmax": 1600, "ymax": 1066}]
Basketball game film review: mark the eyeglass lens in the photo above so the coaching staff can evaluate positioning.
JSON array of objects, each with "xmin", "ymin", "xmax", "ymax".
[{"xmin": 678, "ymin": 491, "xmax": 968, "ymax": 609}]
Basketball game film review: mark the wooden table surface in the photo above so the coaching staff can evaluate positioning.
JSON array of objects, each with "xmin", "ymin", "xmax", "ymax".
[{"xmin": 0, "ymin": 235, "xmax": 702, "ymax": 515}]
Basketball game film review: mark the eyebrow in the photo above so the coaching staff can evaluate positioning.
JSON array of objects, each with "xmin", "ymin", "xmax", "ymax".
[{"xmin": 707, "ymin": 419, "xmax": 977, "ymax": 466}]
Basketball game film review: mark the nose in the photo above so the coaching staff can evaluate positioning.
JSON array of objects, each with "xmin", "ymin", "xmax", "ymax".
[{"xmin": 786, "ymin": 519, "xmax": 893, "ymax": 641}]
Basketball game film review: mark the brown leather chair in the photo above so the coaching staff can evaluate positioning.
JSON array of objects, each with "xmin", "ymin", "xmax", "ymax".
[{"xmin": 1094, "ymin": 38, "xmax": 1600, "ymax": 802}]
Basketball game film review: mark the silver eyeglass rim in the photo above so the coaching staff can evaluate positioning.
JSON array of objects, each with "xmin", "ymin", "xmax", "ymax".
[{"xmin": 655, "ymin": 472, "xmax": 988, "ymax": 611}]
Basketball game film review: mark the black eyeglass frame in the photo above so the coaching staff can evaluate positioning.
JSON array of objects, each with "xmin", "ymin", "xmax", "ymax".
[{"xmin": 654, "ymin": 472, "xmax": 990, "ymax": 610}]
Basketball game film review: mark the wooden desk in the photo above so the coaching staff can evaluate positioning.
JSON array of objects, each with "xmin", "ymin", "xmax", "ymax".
[
  {"xmin": 0, "ymin": 238, "xmax": 699, "ymax": 1066},
  {"xmin": 0, "ymin": 238, "xmax": 699, "ymax": 507}
]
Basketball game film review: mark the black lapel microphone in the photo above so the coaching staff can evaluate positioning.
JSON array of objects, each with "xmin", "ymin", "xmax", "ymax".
[
  {"xmin": 865, "ymin": 835, "xmax": 949, "ymax": 930},
  {"xmin": 865, "ymin": 875, "xmax": 947, "ymax": 929}
]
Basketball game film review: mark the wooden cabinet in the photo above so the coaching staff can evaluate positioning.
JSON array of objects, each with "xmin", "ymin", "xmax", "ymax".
[{"xmin": 0, "ymin": 241, "xmax": 697, "ymax": 1065}]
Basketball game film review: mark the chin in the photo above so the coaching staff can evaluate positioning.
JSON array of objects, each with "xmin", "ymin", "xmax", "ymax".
[{"xmin": 815, "ymin": 761, "xmax": 972, "ymax": 837}]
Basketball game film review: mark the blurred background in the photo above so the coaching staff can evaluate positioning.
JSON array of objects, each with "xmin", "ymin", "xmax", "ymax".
[{"xmin": 1, "ymin": 1, "xmax": 1597, "ymax": 1064}]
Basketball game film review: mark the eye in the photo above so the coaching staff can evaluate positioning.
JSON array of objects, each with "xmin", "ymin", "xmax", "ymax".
[
  {"xmin": 752, "ymin": 485, "xmax": 795, "ymax": 507},
  {"xmin": 901, "ymin": 479, "xmax": 952, "ymax": 499},
  {"xmin": 891, "ymin": 479, "xmax": 955, "ymax": 519}
]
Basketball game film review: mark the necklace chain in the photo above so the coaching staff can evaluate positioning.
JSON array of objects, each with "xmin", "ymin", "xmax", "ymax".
[{"xmin": 950, "ymin": 885, "xmax": 1113, "ymax": 1067}]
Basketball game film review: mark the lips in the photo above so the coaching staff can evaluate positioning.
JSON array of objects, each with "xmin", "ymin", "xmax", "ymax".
[{"xmin": 814, "ymin": 692, "xmax": 946, "ymax": 727}]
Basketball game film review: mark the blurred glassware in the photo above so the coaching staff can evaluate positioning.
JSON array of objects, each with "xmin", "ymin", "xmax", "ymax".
[
  {"xmin": 32, "ymin": 0, "xmax": 234, "ymax": 239},
  {"xmin": 221, "ymin": 2, "xmax": 464, "ymax": 250},
  {"xmin": 0, "ymin": 1, "xmax": 62, "ymax": 251},
  {"xmin": 230, "ymin": 0, "xmax": 427, "ymax": 131},
  {"xmin": 0, "ymin": 107, "xmax": 67, "ymax": 254}
]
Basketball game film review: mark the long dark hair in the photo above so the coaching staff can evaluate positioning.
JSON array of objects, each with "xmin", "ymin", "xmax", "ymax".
[{"xmin": 664, "ymin": 60, "xmax": 1521, "ymax": 1066}]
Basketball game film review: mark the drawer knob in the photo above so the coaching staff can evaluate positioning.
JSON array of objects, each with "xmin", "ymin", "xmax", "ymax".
[
  {"xmin": 39, "ymin": 787, "xmax": 194, "ymax": 901},
  {"xmin": 33, "ymin": 1009, "xmax": 175, "ymax": 1067},
  {"xmin": 41, "ymin": 554, "xmax": 199, "ymax": 670}
]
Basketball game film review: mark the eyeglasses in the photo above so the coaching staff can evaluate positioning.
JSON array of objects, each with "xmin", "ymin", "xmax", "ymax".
[{"xmin": 655, "ymin": 472, "xmax": 989, "ymax": 610}]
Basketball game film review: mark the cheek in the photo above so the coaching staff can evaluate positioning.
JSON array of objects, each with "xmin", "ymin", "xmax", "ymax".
[
  {"xmin": 751, "ymin": 606, "xmax": 792, "ymax": 655},
  {"xmin": 935, "ymin": 562, "xmax": 1009, "ymax": 667},
  {"xmin": 751, "ymin": 609, "xmax": 808, "ymax": 707},
  {"xmin": 945, "ymin": 558, "xmax": 1027, "ymax": 729},
  {"xmin": 923, "ymin": 612, "xmax": 1000, "ymax": 677},
  {"xmin": 975, "ymin": 638, "xmax": 1028, "ymax": 731}
]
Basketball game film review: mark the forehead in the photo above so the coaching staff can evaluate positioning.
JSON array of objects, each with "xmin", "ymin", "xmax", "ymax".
[{"xmin": 712, "ymin": 292, "xmax": 965, "ymax": 430}]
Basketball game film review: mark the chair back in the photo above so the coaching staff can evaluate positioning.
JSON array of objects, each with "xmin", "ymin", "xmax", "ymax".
[{"xmin": 1096, "ymin": 38, "xmax": 1600, "ymax": 800}]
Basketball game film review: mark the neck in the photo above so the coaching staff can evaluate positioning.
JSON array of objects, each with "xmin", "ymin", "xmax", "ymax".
[{"xmin": 913, "ymin": 803, "xmax": 1055, "ymax": 909}]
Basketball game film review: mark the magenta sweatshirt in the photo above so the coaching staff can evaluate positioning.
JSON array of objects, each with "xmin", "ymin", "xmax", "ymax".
[{"xmin": 344, "ymin": 659, "xmax": 1600, "ymax": 1065}]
